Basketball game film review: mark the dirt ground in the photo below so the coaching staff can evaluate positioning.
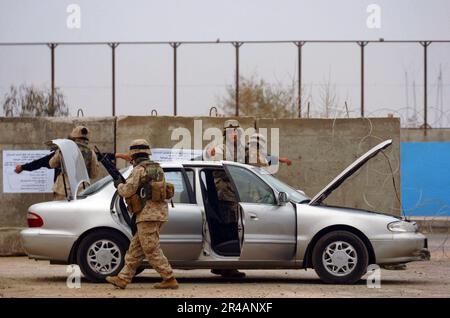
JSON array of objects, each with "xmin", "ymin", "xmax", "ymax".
[{"xmin": 0, "ymin": 234, "xmax": 449, "ymax": 298}]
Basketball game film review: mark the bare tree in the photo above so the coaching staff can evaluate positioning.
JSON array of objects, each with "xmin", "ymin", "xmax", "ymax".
[
  {"xmin": 218, "ymin": 75, "xmax": 300, "ymax": 118},
  {"xmin": 2, "ymin": 85, "xmax": 69, "ymax": 117},
  {"xmin": 318, "ymin": 74, "xmax": 338, "ymax": 118}
]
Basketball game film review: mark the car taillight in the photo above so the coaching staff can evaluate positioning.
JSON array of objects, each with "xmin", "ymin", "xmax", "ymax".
[{"xmin": 27, "ymin": 212, "xmax": 43, "ymax": 228}]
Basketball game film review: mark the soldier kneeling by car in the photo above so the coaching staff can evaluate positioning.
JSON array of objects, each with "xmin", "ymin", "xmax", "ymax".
[{"xmin": 106, "ymin": 139, "xmax": 178, "ymax": 289}]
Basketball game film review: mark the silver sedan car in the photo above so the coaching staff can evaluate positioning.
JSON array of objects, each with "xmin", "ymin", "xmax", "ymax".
[{"xmin": 20, "ymin": 139, "xmax": 430, "ymax": 284}]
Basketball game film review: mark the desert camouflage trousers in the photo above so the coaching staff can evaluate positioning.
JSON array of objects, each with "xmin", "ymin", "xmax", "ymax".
[
  {"xmin": 53, "ymin": 192, "xmax": 66, "ymax": 201},
  {"xmin": 118, "ymin": 221, "xmax": 174, "ymax": 283}
]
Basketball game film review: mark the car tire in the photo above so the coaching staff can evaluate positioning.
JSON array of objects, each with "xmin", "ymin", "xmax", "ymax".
[
  {"xmin": 312, "ymin": 230, "xmax": 368, "ymax": 284},
  {"xmin": 76, "ymin": 229, "xmax": 129, "ymax": 283}
]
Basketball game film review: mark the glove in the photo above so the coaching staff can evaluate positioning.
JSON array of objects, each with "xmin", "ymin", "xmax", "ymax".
[
  {"xmin": 115, "ymin": 153, "xmax": 132, "ymax": 162},
  {"xmin": 15, "ymin": 165, "xmax": 23, "ymax": 174},
  {"xmin": 113, "ymin": 179, "xmax": 123, "ymax": 188}
]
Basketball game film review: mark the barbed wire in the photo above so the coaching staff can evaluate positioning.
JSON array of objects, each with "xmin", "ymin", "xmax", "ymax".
[{"xmin": 327, "ymin": 115, "xmax": 450, "ymax": 259}]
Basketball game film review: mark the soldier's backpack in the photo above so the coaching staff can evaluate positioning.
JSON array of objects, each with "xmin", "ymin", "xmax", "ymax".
[{"xmin": 139, "ymin": 161, "xmax": 174, "ymax": 203}]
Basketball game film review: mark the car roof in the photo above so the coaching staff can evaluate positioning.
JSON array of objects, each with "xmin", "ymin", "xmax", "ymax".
[
  {"xmin": 121, "ymin": 161, "xmax": 252, "ymax": 174},
  {"xmin": 178, "ymin": 160, "xmax": 251, "ymax": 168},
  {"xmin": 148, "ymin": 160, "xmax": 251, "ymax": 168}
]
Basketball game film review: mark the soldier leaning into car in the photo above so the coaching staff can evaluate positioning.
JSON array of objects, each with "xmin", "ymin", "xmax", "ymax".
[
  {"xmin": 204, "ymin": 120, "xmax": 246, "ymax": 278},
  {"xmin": 213, "ymin": 170, "xmax": 239, "ymax": 227},
  {"xmin": 49, "ymin": 126, "xmax": 99, "ymax": 201},
  {"xmin": 106, "ymin": 139, "xmax": 178, "ymax": 290},
  {"xmin": 205, "ymin": 120, "xmax": 294, "ymax": 278}
]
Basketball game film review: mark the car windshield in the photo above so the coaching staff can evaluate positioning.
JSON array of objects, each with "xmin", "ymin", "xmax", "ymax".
[
  {"xmin": 78, "ymin": 167, "xmax": 129, "ymax": 197},
  {"xmin": 253, "ymin": 167, "xmax": 310, "ymax": 203}
]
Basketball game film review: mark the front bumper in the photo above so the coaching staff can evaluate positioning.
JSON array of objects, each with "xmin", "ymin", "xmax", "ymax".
[
  {"xmin": 20, "ymin": 228, "xmax": 77, "ymax": 263},
  {"xmin": 372, "ymin": 232, "xmax": 430, "ymax": 264}
]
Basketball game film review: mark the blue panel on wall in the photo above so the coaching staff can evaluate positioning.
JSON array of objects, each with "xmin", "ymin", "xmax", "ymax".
[{"xmin": 401, "ymin": 142, "xmax": 450, "ymax": 216}]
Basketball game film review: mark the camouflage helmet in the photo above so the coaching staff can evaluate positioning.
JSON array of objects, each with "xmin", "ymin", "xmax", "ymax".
[
  {"xmin": 128, "ymin": 139, "xmax": 151, "ymax": 156},
  {"xmin": 70, "ymin": 126, "xmax": 90, "ymax": 140},
  {"xmin": 223, "ymin": 119, "xmax": 240, "ymax": 131}
]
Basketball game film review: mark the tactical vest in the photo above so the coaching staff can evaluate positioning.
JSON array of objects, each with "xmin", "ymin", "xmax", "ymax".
[
  {"xmin": 76, "ymin": 142, "xmax": 93, "ymax": 177},
  {"xmin": 244, "ymin": 145, "xmax": 269, "ymax": 167},
  {"xmin": 137, "ymin": 160, "xmax": 166, "ymax": 205}
]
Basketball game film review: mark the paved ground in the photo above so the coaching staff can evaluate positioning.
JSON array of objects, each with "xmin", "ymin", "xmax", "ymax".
[{"xmin": 0, "ymin": 234, "xmax": 449, "ymax": 298}]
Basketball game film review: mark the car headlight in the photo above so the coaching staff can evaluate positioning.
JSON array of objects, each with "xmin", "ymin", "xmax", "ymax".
[{"xmin": 387, "ymin": 220, "xmax": 418, "ymax": 233}]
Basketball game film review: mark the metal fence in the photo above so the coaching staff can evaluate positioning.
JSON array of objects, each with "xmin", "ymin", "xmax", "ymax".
[{"xmin": 0, "ymin": 40, "xmax": 449, "ymax": 128}]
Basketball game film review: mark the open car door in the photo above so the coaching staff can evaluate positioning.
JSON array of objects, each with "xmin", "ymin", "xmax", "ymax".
[
  {"xmin": 110, "ymin": 166, "xmax": 203, "ymax": 261},
  {"xmin": 224, "ymin": 163, "xmax": 297, "ymax": 261},
  {"xmin": 51, "ymin": 139, "xmax": 90, "ymax": 200}
]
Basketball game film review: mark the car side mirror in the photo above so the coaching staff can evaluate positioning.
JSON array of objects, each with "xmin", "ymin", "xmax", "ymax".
[{"xmin": 278, "ymin": 192, "xmax": 289, "ymax": 205}]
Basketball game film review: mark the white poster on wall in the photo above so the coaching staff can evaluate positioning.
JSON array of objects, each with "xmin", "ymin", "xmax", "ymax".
[
  {"xmin": 150, "ymin": 148, "xmax": 203, "ymax": 162},
  {"xmin": 2, "ymin": 150, "xmax": 54, "ymax": 193}
]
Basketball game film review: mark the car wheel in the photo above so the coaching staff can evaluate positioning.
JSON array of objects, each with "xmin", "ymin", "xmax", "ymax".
[
  {"xmin": 76, "ymin": 230, "xmax": 129, "ymax": 283},
  {"xmin": 312, "ymin": 230, "xmax": 368, "ymax": 284}
]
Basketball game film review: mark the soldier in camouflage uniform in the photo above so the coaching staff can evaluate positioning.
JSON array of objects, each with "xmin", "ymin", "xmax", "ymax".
[
  {"xmin": 205, "ymin": 120, "xmax": 292, "ymax": 167},
  {"xmin": 49, "ymin": 126, "xmax": 99, "ymax": 200},
  {"xmin": 245, "ymin": 132, "xmax": 293, "ymax": 167},
  {"xmin": 206, "ymin": 121, "xmax": 292, "ymax": 277},
  {"xmin": 245, "ymin": 133, "xmax": 270, "ymax": 168},
  {"xmin": 213, "ymin": 170, "xmax": 239, "ymax": 225},
  {"xmin": 204, "ymin": 119, "xmax": 245, "ymax": 162},
  {"xmin": 106, "ymin": 139, "xmax": 178, "ymax": 290},
  {"xmin": 205, "ymin": 120, "xmax": 246, "ymax": 278}
]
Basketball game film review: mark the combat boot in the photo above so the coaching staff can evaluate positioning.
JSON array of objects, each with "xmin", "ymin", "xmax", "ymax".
[
  {"xmin": 106, "ymin": 276, "xmax": 128, "ymax": 289},
  {"xmin": 153, "ymin": 277, "xmax": 179, "ymax": 289}
]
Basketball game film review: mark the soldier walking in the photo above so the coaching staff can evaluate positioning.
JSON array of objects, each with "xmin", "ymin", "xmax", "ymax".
[{"xmin": 106, "ymin": 139, "xmax": 178, "ymax": 290}]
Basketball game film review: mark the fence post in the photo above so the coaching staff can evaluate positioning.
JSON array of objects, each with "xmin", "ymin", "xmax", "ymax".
[
  {"xmin": 294, "ymin": 42, "xmax": 305, "ymax": 118},
  {"xmin": 108, "ymin": 43, "xmax": 119, "ymax": 117},
  {"xmin": 357, "ymin": 41, "xmax": 368, "ymax": 117},
  {"xmin": 232, "ymin": 42, "xmax": 243, "ymax": 116},
  {"xmin": 420, "ymin": 41, "xmax": 432, "ymax": 130},
  {"xmin": 170, "ymin": 42, "xmax": 181, "ymax": 116},
  {"xmin": 47, "ymin": 43, "xmax": 58, "ymax": 115}
]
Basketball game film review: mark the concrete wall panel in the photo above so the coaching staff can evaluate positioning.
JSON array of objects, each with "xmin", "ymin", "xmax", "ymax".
[
  {"xmin": 257, "ymin": 118, "xmax": 401, "ymax": 215},
  {"xmin": 0, "ymin": 117, "xmax": 115, "ymax": 255}
]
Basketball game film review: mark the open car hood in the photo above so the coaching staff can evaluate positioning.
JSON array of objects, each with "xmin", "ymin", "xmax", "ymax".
[
  {"xmin": 52, "ymin": 139, "xmax": 90, "ymax": 200},
  {"xmin": 308, "ymin": 139, "xmax": 392, "ymax": 206}
]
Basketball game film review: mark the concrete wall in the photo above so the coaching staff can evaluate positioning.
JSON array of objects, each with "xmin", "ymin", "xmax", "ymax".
[
  {"xmin": 0, "ymin": 116, "xmax": 400, "ymax": 255},
  {"xmin": 0, "ymin": 117, "xmax": 115, "ymax": 255},
  {"xmin": 401, "ymin": 128, "xmax": 450, "ymax": 142},
  {"xmin": 115, "ymin": 116, "xmax": 256, "ymax": 168},
  {"xmin": 117, "ymin": 116, "xmax": 400, "ymax": 214},
  {"xmin": 258, "ymin": 118, "xmax": 401, "ymax": 215}
]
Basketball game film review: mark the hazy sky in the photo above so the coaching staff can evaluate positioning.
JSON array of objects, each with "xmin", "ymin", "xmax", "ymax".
[{"xmin": 0, "ymin": 0, "xmax": 449, "ymax": 126}]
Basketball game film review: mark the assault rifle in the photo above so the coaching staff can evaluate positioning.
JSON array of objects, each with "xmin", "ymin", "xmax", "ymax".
[{"xmin": 94, "ymin": 146, "xmax": 126, "ymax": 184}]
